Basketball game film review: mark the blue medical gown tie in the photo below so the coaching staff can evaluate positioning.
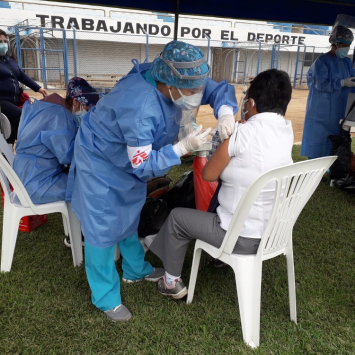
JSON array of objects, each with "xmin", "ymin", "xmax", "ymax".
[{"xmin": 301, "ymin": 53, "xmax": 355, "ymax": 158}]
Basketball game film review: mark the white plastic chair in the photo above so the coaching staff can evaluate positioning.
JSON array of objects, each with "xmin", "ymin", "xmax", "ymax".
[
  {"xmin": 0, "ymin": 152, "xmax": 83, "ymax": 272},
  {"xmin": 186, "ymin": 156, "xmax": 337, "ymax": 348}
]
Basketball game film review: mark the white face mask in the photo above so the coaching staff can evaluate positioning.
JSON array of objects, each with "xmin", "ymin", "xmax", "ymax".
[
  {"xmin": 168, "ymin": 86, "xmax": 203, "ymax": 111},
  {"xmin": 241, "ymin": 98, "xmax": 254, "ymax": 120}
]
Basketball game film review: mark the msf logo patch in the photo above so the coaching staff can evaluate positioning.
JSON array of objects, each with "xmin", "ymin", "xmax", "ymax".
[{"xmin": 132, "ymin": 150, "xmax": 149, "ymax": 167}]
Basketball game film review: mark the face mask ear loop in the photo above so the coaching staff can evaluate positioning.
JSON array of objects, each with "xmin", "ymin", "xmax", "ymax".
[{"xmin": 167, "ymin": 85, "xmax": 175, "ymax": 103}]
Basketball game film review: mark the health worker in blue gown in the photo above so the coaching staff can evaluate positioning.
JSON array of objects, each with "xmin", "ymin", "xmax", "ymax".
[
  {"xmin": 301, "ymin": 24, "xmax": 355, "ymax": 158},
  {"xmin": 13, "ymin": 77, "xmax": 99, "ymax": 204},
  {"xmin": 69, "ymin": 40, "xmax": 238, "ymax": 322}
]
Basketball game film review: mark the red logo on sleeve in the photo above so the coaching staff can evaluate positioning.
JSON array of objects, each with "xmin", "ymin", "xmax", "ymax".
[{"xmin": 132, "ymin": 150, "xmax": 149, "ymax": 167}]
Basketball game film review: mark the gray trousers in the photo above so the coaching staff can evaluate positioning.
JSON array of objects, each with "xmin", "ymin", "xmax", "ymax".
[{"xmin": 149, "ymin": 207, "xmax": 261, "ymax": 276}]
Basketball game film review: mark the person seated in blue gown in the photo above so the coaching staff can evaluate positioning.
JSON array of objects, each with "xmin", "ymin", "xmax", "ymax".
[{"xmin": 13, "ymin": 77, "xmax": 99, "ymax": 204}]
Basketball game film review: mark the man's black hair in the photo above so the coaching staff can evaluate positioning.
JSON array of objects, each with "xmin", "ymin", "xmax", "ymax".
[{"xmin": 248, "ymin": 69, "xmax": 292, "ymax": 116}]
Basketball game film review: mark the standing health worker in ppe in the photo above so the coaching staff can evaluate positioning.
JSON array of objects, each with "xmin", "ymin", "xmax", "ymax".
[
  {"xmin": 69, "ymin": 40, "xmax": 238, "ymax": 322},
  {"xmin": 302, "ymin": 17, "xmax": 355, "ymax": 158}
]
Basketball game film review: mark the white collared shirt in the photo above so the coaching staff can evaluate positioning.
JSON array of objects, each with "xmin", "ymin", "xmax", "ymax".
[{"xmin": 217, "ymin": 112, "xmax": 294, "ymax": 238}]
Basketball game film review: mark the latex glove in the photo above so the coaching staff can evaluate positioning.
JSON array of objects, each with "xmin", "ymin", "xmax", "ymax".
[
  {"xmin": 217, "ymin": 114, "xmax": 235, "ymax": 141},
  {"xmin": 341, "ymin": 77, "xmax": 355, "ymax": 87},
  {"xmin": 179, "ymin": 125, "xmax": 212, "ymax": 155}
]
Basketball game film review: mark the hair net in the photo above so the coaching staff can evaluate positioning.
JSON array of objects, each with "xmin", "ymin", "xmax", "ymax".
[
  {"xmin": 329, "ymin": 25, "xmax": 354, "ymax": 45},
  {"xmin": 66, "ymin": 77, "xmax": 99, "ymax": 107},
  {"xmin": 149, "ymin": 41, "xmax": 209, "ymax": 89}
]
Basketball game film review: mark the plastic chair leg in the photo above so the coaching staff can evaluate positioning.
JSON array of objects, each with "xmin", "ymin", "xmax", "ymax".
[
  {"xmin": 233, "ymin": 257, "xmax": 260, "ymax": 348},
  {"xmin": 286, "ymin": 250, "xmax": 297, "ymax": 324},
  {"xmin": 0, "ymin": 207, "xmax": 21, "ymax": 272},
  {"xmin": 114, "ymin": 245, "xmax": 120, "ymax": 262},
  {"xmin": 62, "ymin": 213, "xmax": 69, "ymax": 237},
  {"xmin": 186, "ymin": 246, "xmax": 202, "ymax": 304},
  {"xmin": 67, "ymin": 203, "xmax": 83, "ymax": 267}
]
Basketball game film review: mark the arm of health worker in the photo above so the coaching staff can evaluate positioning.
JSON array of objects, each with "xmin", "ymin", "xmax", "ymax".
[
  {"xmin": 127, "ymin": 144, "xmax": 181, "ymax": 181},
  {"xmin": 201, "ymin": 78, "xmax": 238, "ymax": 118},
  {"xmin": 308, "ymin": 57, "xmax": 353, "ymax": 94}
]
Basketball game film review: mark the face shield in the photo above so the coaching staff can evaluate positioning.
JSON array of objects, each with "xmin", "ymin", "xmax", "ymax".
[
  {"xmin": 160, "ymin": 54, "xmax": 209, "ymax": 116},
  {"xmin": 330, "ymin": 15, "xmax": 355, "ymax": 56}
]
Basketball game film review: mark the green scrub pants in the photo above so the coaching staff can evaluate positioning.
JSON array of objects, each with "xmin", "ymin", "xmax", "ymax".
[{"xmin": 85, "ymin": 233, "xmax": 153, "ymax": 311}]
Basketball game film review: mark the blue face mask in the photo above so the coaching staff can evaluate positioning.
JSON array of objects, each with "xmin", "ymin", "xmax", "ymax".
[
  {"xmin": 336, "ymin": 47, "xmax": 350, "ymax": 59},
  {"xmin": 72, "ymin": 104, "xmax": 87, "ymax": 126},
  {"xmin": 73, "ymin": 110, "xmax": 87, "ymax": 126},
  {"xmin": 0, "ymin": 43, "xmax": 8, "ymax": 56}
]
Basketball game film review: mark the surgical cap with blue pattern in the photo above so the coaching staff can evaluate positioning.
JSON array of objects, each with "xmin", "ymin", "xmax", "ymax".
[
  {"xmin": 150, "ymin": 40, "xmax": 209, "ymax": 89},
  {"xmin": 329, "ymin": 25, "xmax": 354, "ymax": 45}
]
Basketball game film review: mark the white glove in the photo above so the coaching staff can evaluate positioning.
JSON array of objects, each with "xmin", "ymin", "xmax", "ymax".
[
  {"xmin": 179, "ymin": 125, "xmax": 212, "ymax": 155},
  {"xmin": 217, "ymin": 114, "xmax": 235, "ymax": 141},
  {"xmin": 341, "ymin": 77, "xmax": 355, "ymax": 87}
]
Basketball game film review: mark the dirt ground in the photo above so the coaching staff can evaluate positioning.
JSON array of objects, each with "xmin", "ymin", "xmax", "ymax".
[{"xmin": 27, "ymin": 87, "xmax": 308, "ymax": 143}]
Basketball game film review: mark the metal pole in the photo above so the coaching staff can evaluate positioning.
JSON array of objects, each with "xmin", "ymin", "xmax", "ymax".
[
  {"xmin": 270, "ymin": 44, "xmax": 275, "ymax": 69},
  {"xmin": 299, "ymin": 43, "xmax": 306, "ymax": 85},
  {"xmin": 71, "ymin": 25, "xmax": 78, "ymax": 77},
  {"xmin": 62, "ymin": 29, "xmax": 69, "ymax": 86},
  {"xmin": 276, "ymin": 43, "xmax": 280, "ymax": 69},
  {"xmin": 40, "ymin": 28, "xmax": 47, "ymax": 89},
  {"xmin": 203, "ymin": 33, "xmax": 211, "ymax": 63},
  {"xmin": 14, "ymin": 26, "xmax": 22, "ymax": 68},
  {"xmin": 243, "ymin": 51, "xmax": 248, "ymax": 83},
  {"xmin": 174, "ymin": 0, "xmax": 180, "ymax": 40},
  {"xmin": 293, "ymin": 45, "xmax": 301, "ymax": 88},
  {"xmin": 255, "ymin": 38, "xmax": 261, "ymax": 74},
  {"xmin": 233, "ymin": 49, "xmax": 239, "ymax": 83},
  {"xmin": 142, "ymin": 29, "xmax": 149, "ymax": 62}
]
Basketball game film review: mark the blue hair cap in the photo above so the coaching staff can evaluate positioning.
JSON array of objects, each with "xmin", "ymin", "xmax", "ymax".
[{"xmin": 150, "ymin": 40, "xmax": 209, "ymax": 89}]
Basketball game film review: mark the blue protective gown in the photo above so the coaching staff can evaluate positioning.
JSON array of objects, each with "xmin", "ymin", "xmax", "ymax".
[
  {"xmin": 301, "ymin": 53, "xmax": 355, "ymax": 158},
  {"xmin": 13, "ymin": 100, "xmax": 77, "ymax": 204},
  {"xmin": 69, "ymin": 62, "xmax": 238, "ymax": 248}
]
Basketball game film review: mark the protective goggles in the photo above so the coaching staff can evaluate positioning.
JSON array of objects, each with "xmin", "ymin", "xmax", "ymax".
[{"xmin": 159, "ymin": 53, "xmax": 210, "ymax": 80}]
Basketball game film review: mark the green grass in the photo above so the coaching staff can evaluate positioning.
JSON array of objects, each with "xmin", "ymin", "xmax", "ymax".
[{"xmin": 1, "ymin": 147, "xmax": 355, "ymax": 354}]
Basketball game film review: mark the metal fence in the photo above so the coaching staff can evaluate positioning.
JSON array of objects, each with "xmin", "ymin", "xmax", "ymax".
[{"xmin": 0, "ymin": 22, "xmax": 328, "ymax": 91}]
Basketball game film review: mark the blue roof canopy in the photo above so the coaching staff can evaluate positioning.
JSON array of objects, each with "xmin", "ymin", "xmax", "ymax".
[{"xmin": 51, "ymin": 0, "xmax": 355, "ymax": 26}]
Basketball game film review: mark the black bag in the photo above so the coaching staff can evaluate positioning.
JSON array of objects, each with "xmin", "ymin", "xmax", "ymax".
[
  {"xmin": 146, "ymin": 175, "xmax": 171, "ymax": 198},
  {"xmin": 329, "ymin": 99, "xmax": 355, "ymax": 190},
  {"xmin": 138, "ymin": 197, "xmax": 168, "ymax": 238},
  {"xmin": 162, "ymin": 170, "xmax": 195, "ymax": 213}
]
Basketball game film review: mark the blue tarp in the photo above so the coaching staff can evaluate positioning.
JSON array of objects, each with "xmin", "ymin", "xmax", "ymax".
[{"xmin": 59, "ymin": 0, "xmax": 355, "ymax": 26}]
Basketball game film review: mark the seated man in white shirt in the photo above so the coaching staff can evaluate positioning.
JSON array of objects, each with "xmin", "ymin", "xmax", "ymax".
[{"xmin": 148, "ymin": 69, "xmax": 294, "ymax": 299}]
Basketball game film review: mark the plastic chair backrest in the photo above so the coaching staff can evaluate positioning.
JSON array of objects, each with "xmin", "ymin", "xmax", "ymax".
[
  {"xmin": 0, "ymin": 112, "xmax": 11, "ymax": 140},
  {"xmin": 220, "ymin": 157, "xmax": 337, "ymax": 256},
  {"xmin": 0, "ymin": 153, "xmax": 34, "ymax": 209},
  {"xmin": 0, "ymin": 133, "xmax": 15, "ymax": 167}
]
